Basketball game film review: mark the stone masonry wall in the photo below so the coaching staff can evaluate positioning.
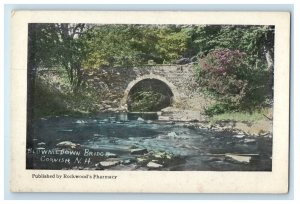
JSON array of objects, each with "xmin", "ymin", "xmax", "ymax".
[{"xmin": 83, "ymin": 65, "xmax": 212, "ymax": 114}]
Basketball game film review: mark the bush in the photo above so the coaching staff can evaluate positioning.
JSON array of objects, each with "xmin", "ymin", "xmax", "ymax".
[
  {"xmin": 196, "ymin": 48, "xmax": 272, "ymax": 112},
  {"xmin": 198, "ymin": 48, "xmax": 248, "ymax": 100},
  {"xmin": 204, "ymin": 103, "xmax": 236, "ymax": 116}
]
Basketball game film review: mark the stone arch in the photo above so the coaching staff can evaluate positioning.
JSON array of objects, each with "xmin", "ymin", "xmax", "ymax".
[{"xmin": 121, "ymin": 74, "xmax": 179, "ymax": 110}]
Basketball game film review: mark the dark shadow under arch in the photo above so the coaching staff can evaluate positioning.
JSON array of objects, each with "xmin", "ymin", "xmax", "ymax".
[{"xmin": 127, "ymin": 78, "xmax": 174, "ymax": 112}]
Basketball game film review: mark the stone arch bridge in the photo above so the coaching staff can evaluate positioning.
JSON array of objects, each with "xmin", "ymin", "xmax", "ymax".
[{"xmin": 83, "ymin": 65, "xmax": 211, "ymax": 119}]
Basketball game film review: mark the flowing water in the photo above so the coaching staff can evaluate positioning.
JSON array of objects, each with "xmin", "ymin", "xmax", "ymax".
[{"xmin": 26, "ymin": 113, "xmax": 272, "ymax": 171}]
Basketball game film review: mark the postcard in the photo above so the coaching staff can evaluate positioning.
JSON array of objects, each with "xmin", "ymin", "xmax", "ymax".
[{"xmin": 10, "ymin": 11, "xmax": 290, "ymax": 193}]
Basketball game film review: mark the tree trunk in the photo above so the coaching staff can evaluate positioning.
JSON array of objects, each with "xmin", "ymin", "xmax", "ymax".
[{"xmin": 264, "ymin": 47, "xmax": 274, "ymax": 70}]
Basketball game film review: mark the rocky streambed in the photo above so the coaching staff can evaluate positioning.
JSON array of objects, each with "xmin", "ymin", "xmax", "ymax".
[{"xmin": 26, "ymin": 113, "xmax": 272, "ymax": 171}]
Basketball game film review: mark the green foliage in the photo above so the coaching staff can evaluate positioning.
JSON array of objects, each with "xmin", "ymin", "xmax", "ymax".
[
  {"xmin": 189, "ymin": 25, "xmax": 274, "ymax": 63},
  {"xmin": 156, "ymin": 27, "xmax": 190, "ymax": 63},
  {"xmin": 81, "ymin": 25, "xmax": 191, "ymax": 68},
  {"xmin": 194, "ymin": 25, "xmax": 274, "ymax": 113},
  {"xmin": 128, "ymin": 91, "xmax": 166, "ymax": 112},
  {"xmin": 209, "ymin": 108, "xmax": 270, "ymax": 124},
  {"xmin": 204, "ymin": 103, "xmax": 236, "ymax": 116},
  {"xmin": 197, "ymin": 48, "xmax": 273, "ymax": 112},
  {"xmin": 28, "ymin": 23, "xmax": 88, "ymax": 91},
  {"xmin": 81, "ymin": 25, "xmax": 140, "ymax": 68},
  {"xmin": 33, "ymin": 79, "xmax": 70, "ymax": 117},
  {"xmin": 33, "ymin": 76, "xmax": 106, "ymax": 118},
  {"xmin": 28, "ymin": 24, "xmax": 60, "ymax": 68},
  {"xmin": 29, "ymin": 24, "xmax": 274, "ymax": 117}
]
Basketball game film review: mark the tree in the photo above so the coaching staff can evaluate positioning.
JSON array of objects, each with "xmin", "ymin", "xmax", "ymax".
[
  {"xmin": 191, "ymin": 25, "xmax": 275, "ymax": 69},
  {"xmin": 27, "ymin": 23, "xmax": 87, "ymax": 92},
  {"xmin": 55, "ymin": 23, "xmax": 87, "ymax": 91},
  {"xmin": 81, "ymin": 25, "xmax": 143, "ymax": 68},
  {"xmin": 81, "ymin": 24, "xmax": 192, "ymax": 67}
]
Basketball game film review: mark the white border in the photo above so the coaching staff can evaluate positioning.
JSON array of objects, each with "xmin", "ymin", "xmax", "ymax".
[{"xmin": 9, "ymin": 11, "xmax": 290, "ymax": 193}]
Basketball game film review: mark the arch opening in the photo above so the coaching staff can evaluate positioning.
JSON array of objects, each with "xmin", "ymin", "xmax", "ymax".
[{"xmin": 126, "ymin": 78, "xmax": 174, "ymax": 112}]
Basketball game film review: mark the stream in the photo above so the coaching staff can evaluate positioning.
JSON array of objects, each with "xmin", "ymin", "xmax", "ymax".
[{"xmin": 26, "ymin": 113, "xmax": 272, "ymax": 171}]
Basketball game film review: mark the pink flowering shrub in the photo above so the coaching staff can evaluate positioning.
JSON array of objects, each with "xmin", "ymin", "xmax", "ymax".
[{"xmin": 198, "ymin": 48, "xmax": 250, "ymax": 111}]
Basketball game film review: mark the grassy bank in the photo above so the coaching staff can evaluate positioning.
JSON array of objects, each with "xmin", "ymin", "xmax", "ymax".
[
  {"xmin": 207, "ymin": 108, "xmax": 273, "ymax": 135},
  {"xmin": 209, "ymin": 108, "xmax": 272, "ymax": 124}
]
